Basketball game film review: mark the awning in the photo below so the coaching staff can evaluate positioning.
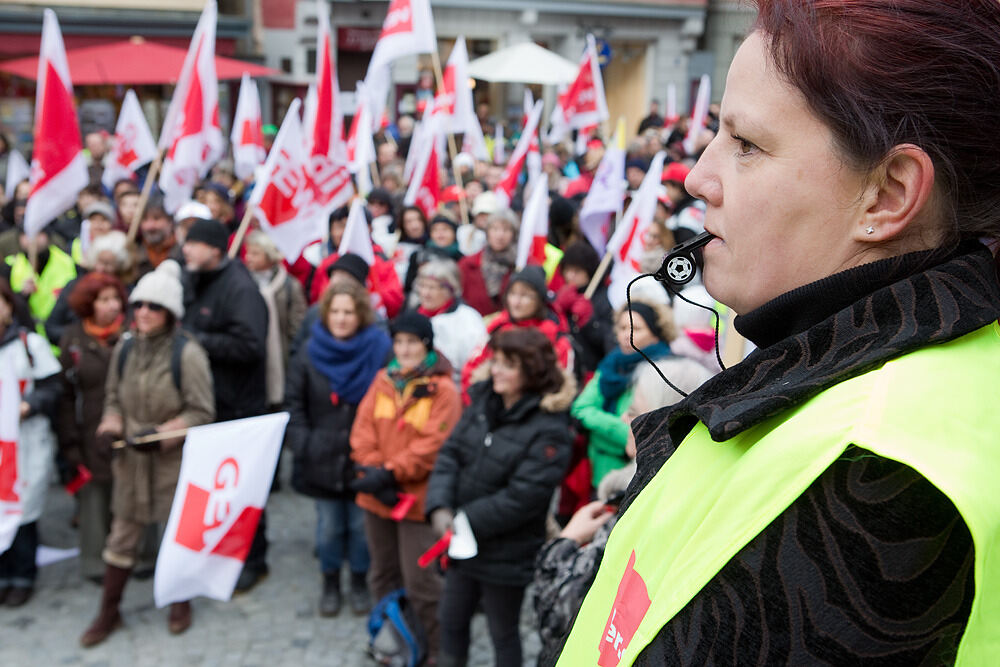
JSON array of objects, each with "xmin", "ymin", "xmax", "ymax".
[
  {"xmin": 0, "ymin": 36, "xmax": 276, "ymax": 85},
  {"xmin": 467, "ymin": 42, "xmax": 579, "ymax": 86}
]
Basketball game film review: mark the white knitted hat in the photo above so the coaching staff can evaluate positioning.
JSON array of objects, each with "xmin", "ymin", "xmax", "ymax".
[{"xmin": 129, "ymin": 259, "xmax": 185, "ymax": 319}]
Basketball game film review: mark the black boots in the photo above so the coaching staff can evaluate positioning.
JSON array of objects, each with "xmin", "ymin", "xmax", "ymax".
[
  {"xmin": 319, "ymin": 573, "xmax": 341, "ymax": 617},
  {"xmin": 349, "ymin": 571, "xmax": 372, "ymax": 616}
]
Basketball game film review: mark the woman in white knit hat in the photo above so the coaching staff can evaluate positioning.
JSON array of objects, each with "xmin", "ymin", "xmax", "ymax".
[{"xmin": 80, "ymin": 259, "xmax": 216, "ymax": 647}]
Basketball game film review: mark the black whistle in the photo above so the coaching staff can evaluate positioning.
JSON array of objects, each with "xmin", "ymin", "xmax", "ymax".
[{"xmin": 653, "ymin": 231, "xmax": 716, "ymax": 286}]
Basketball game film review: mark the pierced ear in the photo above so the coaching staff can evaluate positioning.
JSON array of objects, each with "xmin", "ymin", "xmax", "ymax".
[{"xmin": 857, "ymin": 144, "xmax": 935, "ymax": 243}]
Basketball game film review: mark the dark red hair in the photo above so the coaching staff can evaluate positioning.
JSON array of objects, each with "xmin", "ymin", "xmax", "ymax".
[
  {"xmin": 67, "ymin": 272, "xmax": 127, "ymax": 319},
  {"xmin": 488, "ymin": 327, "xmax": 564, "ymax": 396},
  {"xmin": 753, "ymin": 0, "xmax": 1000, "ymax": 243}
]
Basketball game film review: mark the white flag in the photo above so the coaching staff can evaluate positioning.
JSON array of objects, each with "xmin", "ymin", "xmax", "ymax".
[
  {"xmin": 102, "ymin": 89, "xmax": 157, "ymax": 192},
  {"xmin": 154, "ymin": 413, "xmax": 289, "ymax": 607},
  {"xmin": 337, "ymin": 197, "xmax": 377, "ymax": 266},
  {"xmin": 515, "ymin": 174, "xmax": 550, "ymax": 270},
  {"xmin": 578, "ymin": 119, "xmax": 627, "ymax": 254},
  {"xmin": 158, "ymin": 1, "xmax": 225, "ymax": 214},
  {"xmin": 367, "ymin": 0, "xmax": 437, "ymax": 77},
  {"xmin": 230, "ymin": 74, "xmax": 266, "ymax": 181},
  {"xmin": 24, "ymin": 8, "xmax": 88, "ymax": 239},
  {"xmin": 0, "ymin": 355, "xmax": 22, "ymax": 554},
  {"xmin": 682, "ymin": 74, "xmax": 711, "ymax": 157},
  {"xmin": 607, "ymin": 151, "xmax": 667, "ymax": 310},
  {"xmin": 4, "ymin": 149, "xmax": 30, "ymax": 200},
  {"xmin": 493, "ymin": 122, "xmax": 505, "ymax": 164}
]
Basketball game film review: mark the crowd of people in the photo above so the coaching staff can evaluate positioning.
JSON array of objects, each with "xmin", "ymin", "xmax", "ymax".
[{"xmin": 0, "ymin": 92, "xmax": 720, "ymax": 665}]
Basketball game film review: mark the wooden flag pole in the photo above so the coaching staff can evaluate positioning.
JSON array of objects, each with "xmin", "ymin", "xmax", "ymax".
[
  {"xmin": 584, "ymin": 250, "xmax": 613, "ymax": 300},
  {"xmin": 127, "ymin": 149, "xmax": 163, "ymax": 244},
  {"xmin": 112, "ymin": 426, "xmax": 190, "ymax": 449},
  {"xmin": 227, "ymin": 204, "xmax": 256, "ymax": 259},
  {"xmin": 369, "ymin": 160, "xmax": 382, "ymax": 189},
  {"xmin": 430, "ymin": 50, "xmax": 471, "ymax": 227}
]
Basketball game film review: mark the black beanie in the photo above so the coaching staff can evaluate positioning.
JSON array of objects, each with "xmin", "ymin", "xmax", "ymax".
[
  {"xmin": 185, "ymin": 218, "xmax": 229, "ymax": 252},
  {"xmin": 429, "ymin": 214, "xmax": 459, "ymax": 232},
  {"xmin": 390, "ymin": 311, "xmax": 434, "ymax": 350},
  {"xmin": 508, "ymin": 265, "xmax": 549, "ymax": 303},
  {"xmin": 329, "ymin": 253, "xmax": 370, "ymax": 285},
  {"xmin": 561, "ymin": 241, "xmax": 601, "ymax": 279}
]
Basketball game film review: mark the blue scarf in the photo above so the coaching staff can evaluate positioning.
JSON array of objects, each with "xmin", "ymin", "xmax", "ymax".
[
  {"xmin": 307, "ymin": 321, "xmax": 391, "ymax": 405},
  {"xmin": 597, "ymin": 342, "xmax": 672, "ymax": 412}
]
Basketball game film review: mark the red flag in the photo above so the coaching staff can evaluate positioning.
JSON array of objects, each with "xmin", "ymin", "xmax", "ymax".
[
  {"xmin": 23, "ymin": 9, "xmax": 88, "ymax": 240},
  {"xmin": 158, "ymin": 1, "xmax": 225, "ymax": 214},
  {"xmin": 230, "ymin": 73, "xmax": 265, "ymax": 181},
  {"xmin": 549, "ymin": 34, "xmax": 609, "ymax": 145},
  {"xmin": 494, "ymin": 99, "xmax": 543, "ymax": 208},
  {"xmin": 598, "ymin": 551, "xmax": 652, "ymax": 667},
  {"xmin": 102, "ymin": 89, "xmax": 157, "ymax": 191},
  {"xmin": 404, "ymin": 107, "xmax": 444, "ymax": 219}
]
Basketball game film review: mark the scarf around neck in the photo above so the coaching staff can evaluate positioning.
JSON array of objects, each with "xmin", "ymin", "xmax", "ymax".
[
  {"xmin": 307, "ymin": 320, "xmax": 391, "ymax": 405},
  {"xmin": 597, "ymin": 341, "xmax": 672, "ymax": 411},
  {"xmin": 481, "ymin": 244, "xmax": 516, "ymax": 298}
]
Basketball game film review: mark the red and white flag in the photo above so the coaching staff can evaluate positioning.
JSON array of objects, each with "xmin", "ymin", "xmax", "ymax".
[
  {"xmin": 0, "ymin": 355, "xmax": 22, "ymax": 555},
  {"xmin": 579, "ymin": 118, "xmax": 627, "ymax": 255},
  {"xmin": 346, "ymin": 81, "xmax": 377, "ymax": 197},
  {"xmin": 23, "ymin": 9, "xmax": 88, "ymax": 240},
  {"xmin": 230, "ymin": 73, "xmax": 266, "ymax": 181},
  {"xmin": 4, "ymin": 149, "xmax": 30, "ymax": 201},
  {"xmin": 494, "ymin": 99, "xmax": 543, "ymax": 208},
  {"xmin": 404, "ymin": 107, "xmax": 444, "ymax": 219},
  {"xmin": 158, "ymin": 1, "xmax": 225, "ymax": 214},
  {"xmin": 515, "ymin": 174, "xmax": 549, "ymax": 270},
  {"xmin": 548, "ymin": 34, "xmax": 609, "ymax": 145},
  {"xmin": 305, "ymin": 0, "xmax": 354, "ymax": 217},
  {"xmin": 606, "ymin": 151, "xmax": 667, "ymax": 310},
  {"xmin": 154, "ymin": 412, "xmax": 288, "ymax": 607},
  {"xmin": 432, "ymin": 36, "xmax": 487, "ymax": 161},
  {"xmin": 248, "ymin": 98, "xmax": 322, "ymax": 261},
  {"xmin": 682, "ymin": 74, "xmax": 711, "ymax": 157},
  {"xmin": 337, "ymin": 197, "xmax": 376, "ymax": 265},
  {"xmin": 523, "ymin": 91, "xmax": 542, "ymax": 185},
  {"xmin": 102, "ymin": 89, "xmax": 157, "ymax": 192}
]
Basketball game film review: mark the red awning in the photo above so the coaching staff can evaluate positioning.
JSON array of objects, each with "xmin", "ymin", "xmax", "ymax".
[{"xmin": 0, "ymin": 37, "xmax": 276, "ymax": 85}]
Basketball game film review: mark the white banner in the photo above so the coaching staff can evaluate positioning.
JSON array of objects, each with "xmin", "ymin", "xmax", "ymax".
[
  {"xmin": 154, "ymin": 412, "xmax": 289, "ymax": 608},
  {"xmin": 0, "ymin": 355, "xmax": 22, "ymax": 554},
  {"xmin": 102, "ymin": 89, "xmax": 157, "ymax": 191}
]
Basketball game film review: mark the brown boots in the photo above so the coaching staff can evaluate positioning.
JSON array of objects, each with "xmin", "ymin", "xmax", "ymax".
[
  {"xmin": 80, "ymin": 564, "xmax": 130, "ymax": 647},
  {"xmin": 80, "ymin": 565, "xmax": 192, "ymax": 646}
]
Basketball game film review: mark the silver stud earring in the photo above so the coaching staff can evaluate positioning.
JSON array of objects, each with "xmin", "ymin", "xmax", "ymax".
[{"xmin": 865, "ymin": 226, "xmax": 875, "ymax": 235}]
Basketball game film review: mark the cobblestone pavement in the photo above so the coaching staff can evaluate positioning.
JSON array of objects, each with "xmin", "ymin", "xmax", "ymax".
[{"xmin": 0, "ymin": 453, "xmax": 543, "ymax": 666}]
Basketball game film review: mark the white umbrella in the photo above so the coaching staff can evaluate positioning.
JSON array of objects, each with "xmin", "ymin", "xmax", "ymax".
[{"xmin": 467, "ymin": 41, "xmax": 579, "ymax": 86}]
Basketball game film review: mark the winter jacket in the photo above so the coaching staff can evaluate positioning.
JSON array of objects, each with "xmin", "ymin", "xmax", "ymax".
[
  {"xmin": 56, "ymin": 320, "xmax": 123, "ymax": 483},
  {"xmin": 103, "ymin": 327, "xmax": 215, "ymax": 524},
  {"xmin": 310, "ymin": 248, "xmax": 404, "ymax": 318},
  {"xmin": 426, "ymin": 300, "xmax": 488, "ymax": 379},
  {"xmin": 425, "ymin": 377, "xmax": 574, "ymax": 586},
  {"xmin": 253, "ymin": 264, "xmax": 307, "ymax": 405},
  {"xmin": 182, "ymin": 258, "xmax": 268, "ymax": 420},
  {"xmin": 6, "ymin": 246, "xmax": 77, "ymax": 330},
  {"xmin": 458, "ymin": 250, "xmax": 511, "ymax": 317},
  {"xmin": 350, "ymin": 353, "xmax": 462, "ymax": 521},
  {"xmin": 284, "ymin": 340, "xmax": 365, "ymax": 499},
  {"xmin": 571, "ymin": 370, "xmax": 633, "ymax": 487}
]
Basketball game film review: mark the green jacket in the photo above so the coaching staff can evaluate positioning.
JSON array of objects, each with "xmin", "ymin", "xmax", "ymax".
[
  {"xmin": 571, "ymin": 371, "xmax": 632, "ymax": 487},
  {"xmin": 7, "ymin": 244, "xmax": 77, "ymax": 325}
]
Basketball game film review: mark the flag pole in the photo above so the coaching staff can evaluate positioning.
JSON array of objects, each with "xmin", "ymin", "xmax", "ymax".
[
  {"xmin": 127, "ymin": 149, "xmax": 163, "ymax": 244},
  {"xmin": 227, "ymin": 204, "xmax": 256, "ymax": 259},
  {"xmin": 370, "ymin": 161, "xmax": 382, "ymax": 188},
  {"xmin": 431, "ymin": 50, "xmax": 470, "ymax": 227},
  {"xmin": 584, "ymin": 246, "xmax": 614, "ymax": 300},
  {"xmin": 112, "ymin": 426, "xmax": 190, "ymax": 449}
]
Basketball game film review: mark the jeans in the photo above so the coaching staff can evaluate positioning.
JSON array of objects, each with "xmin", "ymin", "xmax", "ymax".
[
  {"xmin": 0, "ymin": 522, "xmax": 38, "ymax": 588},
  {"xmin": 438, "ymin": 567, "xmax": 525, "ymax": 667},
  {"xmin": 315, "ymin": 498, "xmax": 369, "ymax": 575}
]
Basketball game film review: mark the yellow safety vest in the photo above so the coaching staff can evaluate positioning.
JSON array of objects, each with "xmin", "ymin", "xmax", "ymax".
[
  {"xmin": 7, "ymin": 244, "xmax": 77, "ymax": 324},
  {"xmin": 560, "ymin": 322, "xmax": 1000, "ymax": 666},
  {"xmin": 544, "ymin": 243, "xmax": 564, "ymax": 283}
]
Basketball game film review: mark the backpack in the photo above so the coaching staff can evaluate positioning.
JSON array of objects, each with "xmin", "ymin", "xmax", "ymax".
[
  {"xmin": 367, "ymin": 589, "xmax": 427, "ymax": 667},
  {"xmin": 117, "ymin": 330, "xmax": 190, "ymax": 391}
]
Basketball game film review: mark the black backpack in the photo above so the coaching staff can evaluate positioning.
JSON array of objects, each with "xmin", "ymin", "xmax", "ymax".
[{"xmin": 116, "ymin": 330, "xmax": 190, "ymax": 391}]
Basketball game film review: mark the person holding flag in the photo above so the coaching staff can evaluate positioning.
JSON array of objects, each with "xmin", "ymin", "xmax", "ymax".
[
  {"xmin": 80, "ymin": 260, "xmax": 214, "ymax": 645},
  {"xmin": 0, "ymin": 279, "xmax": 62, "ymax": 607}
]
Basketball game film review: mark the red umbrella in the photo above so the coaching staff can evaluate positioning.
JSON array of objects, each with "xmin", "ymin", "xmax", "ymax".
[{"xmin": 0, "ymin": 36, "xmax": 276, "ymax": 85}]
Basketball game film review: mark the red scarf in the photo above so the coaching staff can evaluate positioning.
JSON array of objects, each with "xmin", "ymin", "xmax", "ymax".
[
  {"xmin": 418, "ymin": 299, "xmax": 454, "ymax": 318},
  {"xmin": 83, "ymin": 314, "xmax": 125, "ymax": 345}
]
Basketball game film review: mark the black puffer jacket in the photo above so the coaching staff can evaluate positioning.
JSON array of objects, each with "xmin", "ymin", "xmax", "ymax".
[
  {"xmin": 425, "ymin": 377, "xmax": 574, "ymax": 587},
  {"xmin": 284, "ymin": 343, "xmax": 359, "ymax": 499},
  {"xmin": 182, "ymin": 259, "xmax": 268, "ymax": 420}
]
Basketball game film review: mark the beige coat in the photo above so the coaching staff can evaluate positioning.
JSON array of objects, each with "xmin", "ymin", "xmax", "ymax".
[{"xmin": 103, "ymin": 328, "xmax": 215, "ymax": 523}]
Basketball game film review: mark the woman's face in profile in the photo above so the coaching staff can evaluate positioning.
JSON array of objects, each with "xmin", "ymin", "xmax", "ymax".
[{"xmin": 686, "ymin": 32, "xmax": 871, "ymax": 314}]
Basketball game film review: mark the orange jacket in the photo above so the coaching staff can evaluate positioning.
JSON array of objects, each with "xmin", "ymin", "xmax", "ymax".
[{"xmin": 349, "ymin": 354, "xmax": 462, "ymax": 521}]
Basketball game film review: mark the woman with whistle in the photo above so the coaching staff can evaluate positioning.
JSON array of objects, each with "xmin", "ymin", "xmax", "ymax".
[{"xmin": 555, "ymin": 1, "xmax": 1000, "ymax": 665}]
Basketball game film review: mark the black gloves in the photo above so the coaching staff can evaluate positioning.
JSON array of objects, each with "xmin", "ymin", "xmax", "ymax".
[
  {"xmin": 350, "ymin": 466, "xmax": 399, "ymax": 507},
  {"xmin": 127, "ymin": 427, "xmax": 160, "ymax": 453}
]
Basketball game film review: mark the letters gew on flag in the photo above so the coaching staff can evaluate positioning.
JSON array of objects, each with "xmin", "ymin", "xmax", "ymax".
[
  {"xmin": 0, "ymin": 355, "xmax": 23, "ymax": 555},
  {"xmin": 102, "ymin": 89, "xmax": 157, "ymax": 192},
  {"xmin": 154, "ymin": 412, "xmax": 289, "ymax": 608}
]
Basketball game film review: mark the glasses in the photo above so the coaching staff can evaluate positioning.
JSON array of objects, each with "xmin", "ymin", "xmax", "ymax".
[{"xmin": 132, "ymin": 301, "xmax": 165, "ymax": 313}]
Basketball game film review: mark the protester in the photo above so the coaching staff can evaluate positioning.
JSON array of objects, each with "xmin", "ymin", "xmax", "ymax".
[
  {"xmin": 135, "ymin": 195, "xmax": 182, "ymax": 279},
  {"xmin": 2, "ymin": 224, "xmax": 77, "ymax": 334},
  {"xmin": 551, "ymin": 242, "xmax": 615, "ymax": 376},
  {"xmin": 457, "ymin": 191, "xmax": 496, "ymax": 256},
  {"xmin": 426, "ymin": 327, "xmax": 573, "ymax": 667},
  {"xmin": 181, "ymin": 218, "xmax": 271, "ymax": 592},
  {"xmin": 393, "ymin": 205, "xmax": 429, "ymax": 284},
  {"xmin": 80, "ymin": 260, "xmax": 214, "ymax": 645},
  {"xmin": 350, "ymin": 311, "xmax": 462, "ymax": 657},
  {"xmin": 559, "ymin": 2, "xmax": 1000, "ymax": 662},
  {"xmin": 0, "ymin": 279, "xmax": 62, "ymax": 607},
  {"xmin": 413, "ymin": 259, "xmax": 487, "ymax": 376},
  {"xmin": 56, "ymin": 273, "xmax": 128, "ymax": 582},
  {"xmin": 458, "ymin": 209, "xmax": 518, "ymax": 317},
  {"xmin": 403, "ymin": 213, "xmax": 463, "ymax": 296},
  {"xmin": 243, "ymin": 230, "xmax": 307, "ymax": 409},
  {"xmin": 285, "ymin": 280, "xmax": 391, "ymax": 617},
  {"xmin": 71, "ymin": 200, "xmax": 116, "ymax": 267}
]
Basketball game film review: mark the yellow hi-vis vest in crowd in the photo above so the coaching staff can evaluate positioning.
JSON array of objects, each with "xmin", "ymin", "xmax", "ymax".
[
  {"xmin": 6, "ymin": 245, "xmax": 77, "ymax": 323},
  {"xmin": 560, "ymin": 322, "xmax": 1000, "ymax": 666}
]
